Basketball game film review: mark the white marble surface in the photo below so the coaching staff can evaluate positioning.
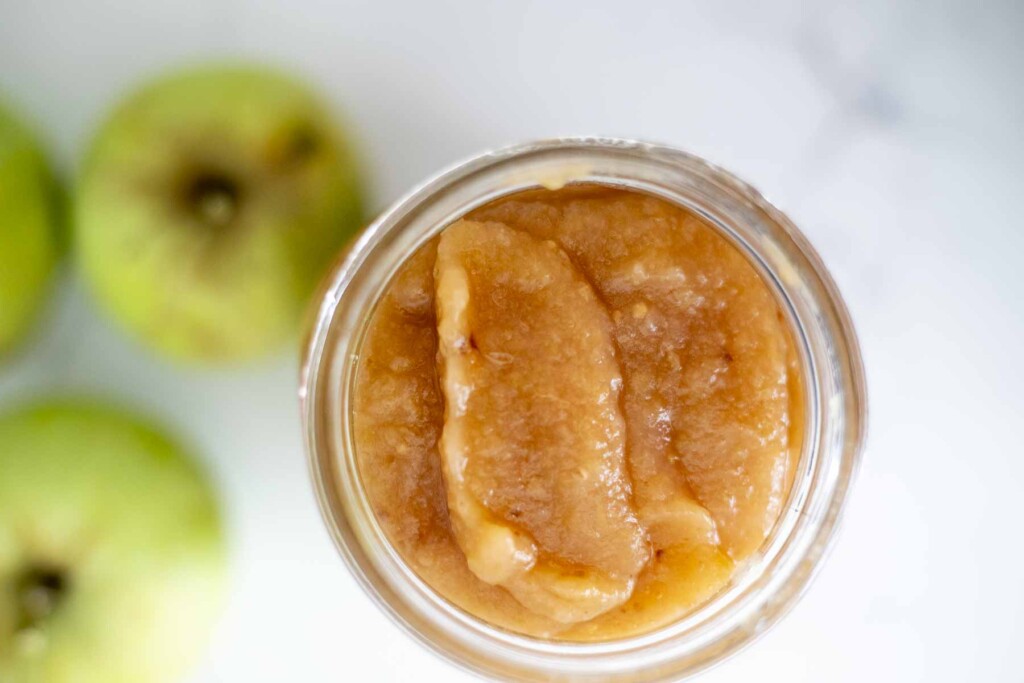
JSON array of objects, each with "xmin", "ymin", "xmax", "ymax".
[{"xmin": 2, "ymin": 1, "xmax": 1022, "ymax": 681}]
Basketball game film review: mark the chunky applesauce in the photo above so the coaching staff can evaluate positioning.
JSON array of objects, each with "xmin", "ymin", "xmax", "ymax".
[{"xmin": 352, "ymin": 186, "xmax": 803, "ymax": 640}]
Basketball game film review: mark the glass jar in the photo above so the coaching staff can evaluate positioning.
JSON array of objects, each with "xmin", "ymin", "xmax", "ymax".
[{"xmin": 300, "ymin": 138, "xmax": 866, "ymax": 681}]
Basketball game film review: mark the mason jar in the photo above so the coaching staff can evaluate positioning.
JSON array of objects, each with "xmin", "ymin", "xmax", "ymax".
[{"xmin": 300, "ymin": 138, "xmax": 866, "ymax": 682}]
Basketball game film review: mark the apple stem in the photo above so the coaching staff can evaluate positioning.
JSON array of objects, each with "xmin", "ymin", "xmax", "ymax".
[
  {"xmin": 189, "ymin": 174, "xmax": 240, "ymax": 228},
  {"xmin": 15, "ymin": 567, "xmax": 66, "ymax": 634}
]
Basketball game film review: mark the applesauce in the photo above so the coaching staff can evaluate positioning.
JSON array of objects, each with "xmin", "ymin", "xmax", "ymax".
[
  {"xmin": 352, "ymin": 186, "xmax": 803, "ymax": 640},
  {"xmin": 303, "ymin": 138, "xmax": 864, "ymax": 681}
]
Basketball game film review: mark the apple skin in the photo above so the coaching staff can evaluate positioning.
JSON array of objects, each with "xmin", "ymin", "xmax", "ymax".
[
  {"xmin": 0, "ymin": 102, "xmax": 59, "ymax": 356},
  {"xmin": 0, "ymin": 402, "xmax": 227, "ymax": 683},
  {"xmin": 74, "ymin": 65, "xmax": 365, "ymax": 361}
]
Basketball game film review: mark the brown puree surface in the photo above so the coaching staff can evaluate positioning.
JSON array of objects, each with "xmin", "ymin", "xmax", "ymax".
[{"xmin": 352, "ymin": 186, "xmax": 804, "ymax": 640}]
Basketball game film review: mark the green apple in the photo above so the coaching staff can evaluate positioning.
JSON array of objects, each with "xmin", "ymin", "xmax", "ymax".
[
  {"xmin": 0, "ymin": 402, "xmax": 226, "ymax": 682},
  {"xmin": 74, "ymin": 65, "xmax": 365, "ymax": 361},
  {"xmin": 0, "ymin": 102, "xmax": 59, "ymax": 356}
]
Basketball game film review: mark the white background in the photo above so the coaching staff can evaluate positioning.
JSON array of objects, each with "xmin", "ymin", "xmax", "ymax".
[{"xmin": 2, "ymin": 1, "xmax": 1023, "ymax": 681}]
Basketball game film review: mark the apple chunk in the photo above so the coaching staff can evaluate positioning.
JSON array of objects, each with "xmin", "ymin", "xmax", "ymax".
[{"xmin": 434, "ymin": 220, "xmax": 648, "ymax": 624}]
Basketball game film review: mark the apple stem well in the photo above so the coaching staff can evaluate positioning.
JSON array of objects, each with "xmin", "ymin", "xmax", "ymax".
[
  {"xmin": 15, "ymin": 566, "xmax": 68, "ymax": 635},
  {"xmin": 187, "ymin": 173, "xmax": 241, "ymax": 228}
]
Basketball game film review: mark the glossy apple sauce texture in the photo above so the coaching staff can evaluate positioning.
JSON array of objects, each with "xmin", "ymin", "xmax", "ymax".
[{"xmin": 351, "ymin": 185, "xmax": 804, "ymax": 640}]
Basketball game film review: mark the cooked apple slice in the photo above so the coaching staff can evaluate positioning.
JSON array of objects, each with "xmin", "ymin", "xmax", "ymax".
[
  {"xmin": 435, "ymin": 220, "xmax": 648, "ymax": 624},
  {"xmin": 472, "ymin": 189, "xmax": 798, "ymax": 559},
  {"xmin": 563, "ymin": 542, "xmax": 734, "ymax": 641},
  {"xmin": 353, "ymin": 242, "xmax": 569, "ymax": 638}
]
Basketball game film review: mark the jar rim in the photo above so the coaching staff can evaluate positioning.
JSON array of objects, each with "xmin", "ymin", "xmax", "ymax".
[{"xmin": 301, "ymin": 137, "xmax": 867, "ymax": 682}]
